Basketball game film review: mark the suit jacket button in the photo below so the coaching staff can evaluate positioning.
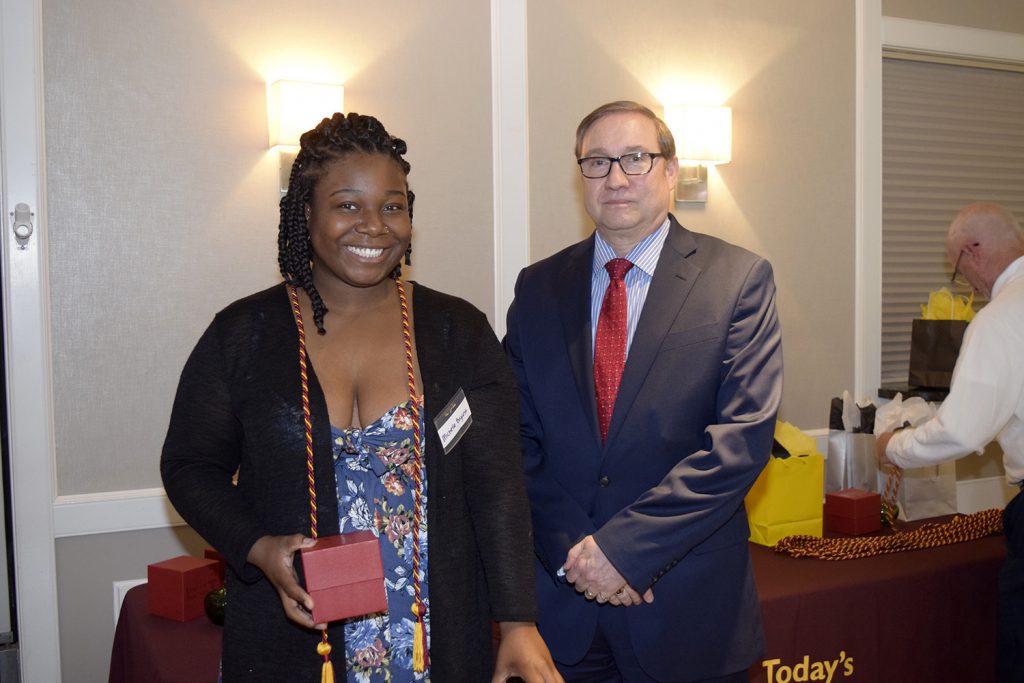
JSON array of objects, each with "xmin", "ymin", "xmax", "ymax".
[{"xmin": 598, "ymin": 476, "xmax": 610, "ymax": 487}]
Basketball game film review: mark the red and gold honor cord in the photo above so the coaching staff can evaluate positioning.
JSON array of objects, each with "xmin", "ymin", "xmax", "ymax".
[
  {"xmin": 397, "ymin": 279, "xmax": 429, "ymax": 672},
  {"xmin": 289, "ymin": 281, "xmax": 428, "ymax": 678},
  {"xmin": 774, "ymin": 469, "xmax": 1002, "ymax": 561},
  {"xmin": 289, "ymin": 286, "xmax": 333, "ymax": 682}
]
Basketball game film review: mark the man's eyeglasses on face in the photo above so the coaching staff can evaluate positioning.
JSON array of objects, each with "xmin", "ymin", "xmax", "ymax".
[{"xmin": 577, "ymin": 152, "xmax": 662, "ymax": 179}]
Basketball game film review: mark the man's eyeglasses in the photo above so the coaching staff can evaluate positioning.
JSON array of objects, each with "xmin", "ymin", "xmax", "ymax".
[
  {"xmin": 950, "ymin": 243, "xmax": 978, "ymax": 287},
  {"xmin": 577, "ymin": 152, "xmax": 662, "ymax": 179}
]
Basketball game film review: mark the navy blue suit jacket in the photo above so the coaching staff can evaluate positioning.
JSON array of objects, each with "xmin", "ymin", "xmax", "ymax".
[{"xmin": 505, "ymin": 215, "xmax": 783, "ymax": 680}]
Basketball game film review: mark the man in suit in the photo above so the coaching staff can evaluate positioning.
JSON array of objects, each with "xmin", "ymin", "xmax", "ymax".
[{"xmin": 505, "ymin": 101, "xmax": 783, "ymax": 682}]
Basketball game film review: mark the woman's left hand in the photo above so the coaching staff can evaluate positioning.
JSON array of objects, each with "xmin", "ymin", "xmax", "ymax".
[{"xmin": 492, "ymin": 621, "xmax": 564, "ymax": 683}]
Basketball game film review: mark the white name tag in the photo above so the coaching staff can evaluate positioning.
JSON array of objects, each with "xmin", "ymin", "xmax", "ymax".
[{"xmin": 434, "ymin": 388, "xmax": 473, "ymax": 454}]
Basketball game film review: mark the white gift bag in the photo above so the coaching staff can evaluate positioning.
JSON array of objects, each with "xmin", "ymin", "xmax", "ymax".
[
  {"xmin": 896, "ymin": 462, "xmax": 958, "ymax": 521},
  {"xmin": 874, "ymin": 393, "xmax": 958, "ymax": 521},
  {"xmin": 826, "ymin": 431, "xmax": 879, "ymax": 493},
  {"xmin": 826, "ymin": 390, "xmax": 880, "ymax": 494}
]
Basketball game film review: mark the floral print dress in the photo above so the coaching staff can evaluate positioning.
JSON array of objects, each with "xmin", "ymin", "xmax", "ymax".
[{"xmin": 333, "ymin": 398, "xmax": 430, "ymax": 683}]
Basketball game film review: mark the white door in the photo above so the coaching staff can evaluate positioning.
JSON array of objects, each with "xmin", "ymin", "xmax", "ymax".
[{"xmin": 0, "ymin": 0, "xmax": 62, "ymax": 680}]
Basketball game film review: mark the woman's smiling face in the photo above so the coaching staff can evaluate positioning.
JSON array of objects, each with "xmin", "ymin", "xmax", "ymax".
[{"xmin": 305, "ymin": 152, "xmax": 411, "ymax": 291}]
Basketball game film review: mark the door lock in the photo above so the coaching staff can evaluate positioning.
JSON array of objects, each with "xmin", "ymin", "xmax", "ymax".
[{"xmin": 11, "ymin": 203, "xmax": 33, "ymax": 245}]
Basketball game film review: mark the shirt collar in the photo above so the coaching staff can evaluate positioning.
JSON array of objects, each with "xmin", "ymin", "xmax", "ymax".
[
  {"xmin": 592, "ymin": 217, "xmax": 671, "ymax": 277},
  {"xmin": 992, "ymin": 254, "xmax": 1024, "ymax": 298}
]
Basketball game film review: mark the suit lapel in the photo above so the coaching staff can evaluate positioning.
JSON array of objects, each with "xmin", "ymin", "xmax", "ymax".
[
  {"xmin": 558, "ymin": 238, "xmax": 601, "ymax": 445},
  {"xmin": 604, "ymin": 217, "xmax": 700, "ymax": 446}
]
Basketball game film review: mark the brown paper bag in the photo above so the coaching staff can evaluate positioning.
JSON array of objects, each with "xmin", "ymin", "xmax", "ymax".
[{"xmin": 907, "ymin": 319, "xmax": 967, "ymax": 389}]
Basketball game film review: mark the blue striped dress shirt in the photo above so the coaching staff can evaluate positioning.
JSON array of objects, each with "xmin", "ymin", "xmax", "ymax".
[{"xmin": 591, "ymin": 218, "xmax": 670, "ymax": 358}]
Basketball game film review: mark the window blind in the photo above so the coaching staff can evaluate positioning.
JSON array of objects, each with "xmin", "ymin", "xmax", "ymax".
[{"xmin": 881, "ymin": 57, "xmax": 1024, "ymax": 385}]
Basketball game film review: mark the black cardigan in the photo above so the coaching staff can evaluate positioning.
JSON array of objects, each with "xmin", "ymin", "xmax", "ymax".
[{"xmin": 161, "ymin": 282, "xmax": 538, "ymax": 681}]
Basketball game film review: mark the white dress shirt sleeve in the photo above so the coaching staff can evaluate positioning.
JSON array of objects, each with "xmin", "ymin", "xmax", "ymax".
[{"xmin": 887, "ymin": 304, "xmax": 1023, "ymax": 468}]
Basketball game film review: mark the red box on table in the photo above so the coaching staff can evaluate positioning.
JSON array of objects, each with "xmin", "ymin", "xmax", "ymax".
[
  {"xmin": 825, "ymin": 488, "xmax": 882, "ymax": 536},
  {"xmin": 147, "ymin": 556, "xmax": 223, "ymax": 621},
  {"xmin": 203, "ymin": 547, "xmax": 225, "ymax": 582},
  {"xmin": 300, "ymin": 530, "xmax": 387, "ymax": 624}
]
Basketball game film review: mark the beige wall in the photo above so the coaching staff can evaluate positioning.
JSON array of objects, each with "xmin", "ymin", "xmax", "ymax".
[
  {"xmin": 528, "ymin": 0, "xmax": 856, "ymax": 429},
  {"xmin": 43, "ymin": 0, "xmax": 493, "ymax": 495},
  {"xmin": 883, "ymin": 0, "xmax": 1024, "ymax": 33},
  {"xmin": 37, "ymin": 2, "xmax": 1024, "ymax": 681}
]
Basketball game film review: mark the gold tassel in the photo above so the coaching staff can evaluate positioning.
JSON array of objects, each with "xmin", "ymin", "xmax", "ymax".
[
  {"xmin": 411, "ymin": 601, "xmax": 429, "ymax": 672},
  {"xmin": 317, "ymin": 635, "xmax": 335, "ymax": 683}
]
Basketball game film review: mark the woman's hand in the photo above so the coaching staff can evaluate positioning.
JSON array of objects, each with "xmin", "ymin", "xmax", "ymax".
[
  {"xmin": 246, "ymin": 534, "xmax": 323, "ymax": 629},
  {"xmin": 492, "ymin": 622, "xmax": 564, "ymax": 683}
]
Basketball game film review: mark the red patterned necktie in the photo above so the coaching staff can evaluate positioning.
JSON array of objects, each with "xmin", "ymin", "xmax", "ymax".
[{"xmin": 594, "ymin": 258, "xmax": 634, "ymax": 444}]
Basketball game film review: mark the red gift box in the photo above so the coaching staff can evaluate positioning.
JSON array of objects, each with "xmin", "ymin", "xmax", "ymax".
[
  {"xmin": 300, "ymin": 531, "xmax": 387, "ymax": 624},
  {"xmin": 204, "ymin": 548, "xmax": 225, "ymax": 582},
  {"xmin": 147, "ymin": 556, "xmax": 223, "ymax": 621},
  {"xmin": 825, "ymin": 488, "xmax": 882, "ymax": 536}
]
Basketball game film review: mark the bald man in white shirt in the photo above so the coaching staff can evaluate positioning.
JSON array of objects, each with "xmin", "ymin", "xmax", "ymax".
[{"xmin": 876, "ymin": 202, "xmax": 1024, "ymax": 682}]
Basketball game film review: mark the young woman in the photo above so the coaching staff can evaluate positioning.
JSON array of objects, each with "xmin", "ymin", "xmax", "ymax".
[{"xmin": 161, "ymin": 112, "xmax": 560, "ymax": 682}]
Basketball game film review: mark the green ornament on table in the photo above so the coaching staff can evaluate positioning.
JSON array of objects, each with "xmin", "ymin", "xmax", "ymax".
[{"xmin": 204, "ymin": 586, "xmax": 226, "ymax": 625}]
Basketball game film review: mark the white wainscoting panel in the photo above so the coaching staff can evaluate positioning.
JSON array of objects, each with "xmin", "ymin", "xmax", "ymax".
[
  {"xmin": 53, "ymin": 488, "xmax": 183, "ymax": 538},
  {"xmin": 54, "ymin": 442, "xmax": 1014, "ymax": 540}
]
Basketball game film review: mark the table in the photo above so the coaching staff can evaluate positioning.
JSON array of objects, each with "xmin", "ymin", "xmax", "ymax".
[
  {"xmin": 109, "ymin": 584, "xmax": 221, "ymax": 683},
  {"xmin": 747, "ymin": 521, "xmax": 1004, "ymax": 683},
  {"xmin": 110, "ymin": 526, "xmax": 1005, "ymax": 683}
]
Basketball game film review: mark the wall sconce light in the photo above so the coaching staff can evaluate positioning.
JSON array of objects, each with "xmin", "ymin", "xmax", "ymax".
[
  {"xmin": 268, "ymin": 80, "xmax": 344, "ymax": 193},
  {"xmin": 664, "ymin": 105, "xmax": 731, "ymax": 203}
]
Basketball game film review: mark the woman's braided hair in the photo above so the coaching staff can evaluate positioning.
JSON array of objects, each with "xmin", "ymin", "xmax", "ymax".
[{"xmin": 278, "ymin": 112, "xmax": 414, "ymax": 334}]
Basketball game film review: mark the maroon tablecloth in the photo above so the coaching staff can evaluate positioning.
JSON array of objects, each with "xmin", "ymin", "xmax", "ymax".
[
  {"xmin": 748, "ymin": 520, "xmax": 1005, "ymax": 682},
  {"xmin": 109, "ymin": 584, "xmax": 221, "ymax": 683},
  {"xmin": 109, "ymin": 525, "xmax": 1005, "ymax": 683}
]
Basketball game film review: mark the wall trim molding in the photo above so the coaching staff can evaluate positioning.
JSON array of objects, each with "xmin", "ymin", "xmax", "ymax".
[
  {"xmin": 53, "ymin": 488, "xmax": 184, "ymax": 539},
  {"xmin": 854, "ymin": 0, "xmax": 882, "ymax": 403},
  {"xmin": 955, "ymin": 475, "xmax": 1018, "ymax": 514},
  {"xmin": 58, "ymin": 455, "xmax": 1013, "ymax": 539},
  {"xmin": 489, "ymin": 0, "xmax": 530, "ymax": 337},
  {"xmin": 882, "ymin": 17, "xmax": 1024, "ymax": 62}
]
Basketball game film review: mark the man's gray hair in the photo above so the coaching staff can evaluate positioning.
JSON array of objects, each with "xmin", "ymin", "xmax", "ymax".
[{"xmin": 575, "ymin": 101, "xmax": 676, "ymax": 160}]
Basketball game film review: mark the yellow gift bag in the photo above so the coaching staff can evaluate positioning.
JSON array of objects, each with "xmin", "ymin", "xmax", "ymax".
[{"xmin": 745, "ymin": 421, "xmax": 824, "ymax": 546}]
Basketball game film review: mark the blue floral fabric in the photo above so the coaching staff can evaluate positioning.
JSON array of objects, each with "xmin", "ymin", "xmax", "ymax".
[{"xmin": 333, "ymin": 398, "xmax": 430, "ymax": 683}]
